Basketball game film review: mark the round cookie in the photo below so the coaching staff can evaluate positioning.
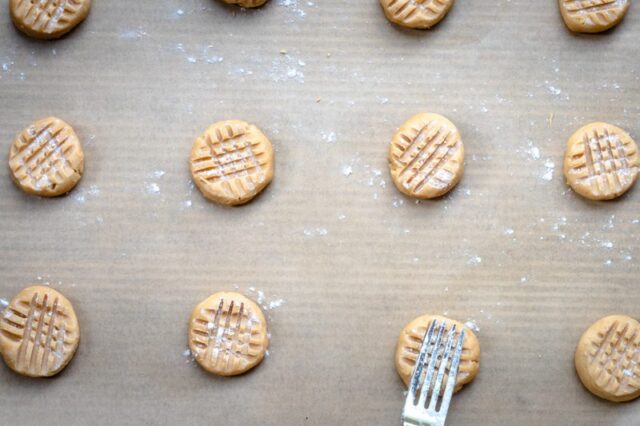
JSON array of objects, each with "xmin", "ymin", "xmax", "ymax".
[
  {"xmin": 563, "ymin": 122, "xmax": 638, "ymax": 201},
  {"xmin": 221, "ymin": 0, "xmax": 268, "ymax": 7},
  {"xmin": 0, "ymin": 286, "xmax": 80, "ymax": 377},
  {"xmin": 575, "ymin": 315, "xmax": 640, "ymax": 402},
  {"xmin": 10, "ymin": 0, "xmax": 92, "ymax": 40},
  {"xmin": 559, "ymin": 0, "xmax": 630, "ymax": 33},
  {"xmin": 188, "ymin": 292, "xmax": 269, "ymax": 376},
  {"xmin": 395, "ymin": 314, "xmax": 479, "ymax": 393},
  {"xmin": 388, "ymin": 113, "xmax": 464, "ymax": 199},
  {"xmin": 190, "ymin": 120, "xmax": 274, "ymax": 206},
  {"xmin": 380, "ymin": 0, "xmax": 454, "ymax": 29},
  {"xmin": 9, "ymin": 117, "xmax": 84, "ymax": 197}
]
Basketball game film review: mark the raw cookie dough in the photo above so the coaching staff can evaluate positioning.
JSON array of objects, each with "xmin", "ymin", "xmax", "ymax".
[
  {"xmin": 10, "ymin": 0, "xmax": 92, "ymax": 40},
  {"xmin": 380, "ymin": 0, "xmax": 454, "ymax": 29},
  {"xmin": 395, "ymin": 314, "xmax": 479, "ymax": 393},
  {"xmin": 388, "ymin": 113, "xmax": 464, "ymax": 199},
  {"xmin": 575, "ymin": 315, "xmax": 640, "ymax": 402},
  {"xmin": 188, "ymin": 292, "xmax": 269, "ymax": 376},
  {"xmin": 563, "ymin": 122, "xmax": 638, "ymax": 201},
  {"xmin": 9, "ymin": 117, "xmax": 84, "ymax": 197},
  {"xmin": 0, "ymin": 286, "xmax": 80, "ymax": 377},
  {"xmin": 221, "ymin": 0, "xmax": 268, "ymax": 7},
  {"xmin": 190, "ymin": 120, "xmax": 274, "ymax": 206},
  {"xmin": 559, "ymin": 0, "xmax": 630, "ymax": 33}
]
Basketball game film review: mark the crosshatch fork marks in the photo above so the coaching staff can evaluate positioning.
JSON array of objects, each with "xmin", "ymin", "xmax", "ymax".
[
  {"xmin": 573, "ymin": 128, "xmax": 635, "ymax": 195},
  {"xmin": 14, "ymin": 0, "xmax": 86, "ymax": 33},
  {"xmin": 588, "ymin": 320, "xmax": 640, "ymax": 396},
  {"xmin": 563, "ymin": 0, "xmax": 625, "ymax": 16},
  {"xmin": 192, "ymin": 125, "xmax": 268, "ymax": 199},
  {"xmin": 191, "ymin": 299, "xmax": 258, "ymax": 369},
  {"xmin": 387, "ymin": 0, "xmax": 450, "ymax": 21},
  {"xmin": 12, "ymin": 122, "xmax": 74, "ymax": 187},
  {"xmin": 2, "ymin": 291, "xmax": 70, "ymax": 376},
  {"xmin": 8, "ymin": 117, "xmax": 83, "ymax": 196},
  {"xmin": 393, "ymin": 123, "xmax": 460, "ymax": 192},
  {"xmin": 561, "ymin": 0, "xmax": 629, "ymax": 29}
]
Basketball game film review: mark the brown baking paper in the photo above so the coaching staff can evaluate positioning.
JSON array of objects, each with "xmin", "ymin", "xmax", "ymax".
[{"xmin": 0, "ymin": 0, "xmax": 639, "ymax": 424}]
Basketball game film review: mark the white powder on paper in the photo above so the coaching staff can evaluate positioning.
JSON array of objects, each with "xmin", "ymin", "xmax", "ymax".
[
  {"xmin": 541, "ymin": 159, "xmax": 555, "ymax": 181},
  {"xmin": 467, "ymin": 255, "xmax": 482, "ymax": 266},
  {"xmin": 145, "ymin": 182, "xmax": 160, "ymax": 194},
  {"xmin": 321, "ymin": 131, "xmax": 336, "ymax": 143},
  {"xmin": 246, "ymin": 288, "xmax": 286, "ymax": 312},
  {"xmin": 303, "ymin": 228, "xmax": 328, "ymax": 237},
  {"xmin": 120, "ymin": 27, "xmax": 147, "ymax": 40}
]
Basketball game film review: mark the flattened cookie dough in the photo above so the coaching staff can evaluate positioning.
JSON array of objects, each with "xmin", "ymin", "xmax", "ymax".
[
  {"xmin": 380, "ymin": 0, "xmax": 454, "ymax": 29},
  {"xmin": 0, "ymin": 286, "xmax": 80, "ymax": 377},
  {"xmin": 559, "ymin": 0, "xmax": 630, "ymax": 33},
  {"xmin": 9, "ymin": 117, "xmax": 84, "ymax": 197},
  {"xmin": 221, "ymin": 0, "xmax": 268, "ymax": 7},
  {"xmin": 188, "ymin": 292, "xmax": 269, "ymax": 376},
  {"xmin": 564, "ymin": 122, "xmax": 638, "ymax": 201},
  {"xmin": 389, "ymin": 113, "xmax": 464, "ymax": 199},
  {"xmin": 575, "ymin": 315, "xmax": 640, "ymax": 402},
  {"xmin": 395, "ymin": 314, "xmax": 479, "ymax": 393},
  {"xmin": 190, "ymin": 120, "xmax": 274, "ymax": 206},
  {"xmin": 10, "ymin": 0, "xmax": 92, "ymax": 40}
]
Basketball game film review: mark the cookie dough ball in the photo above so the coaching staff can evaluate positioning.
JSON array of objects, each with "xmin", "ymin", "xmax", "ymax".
[
  {"xmin": 221, "ymin": 0, "xmax": 268, "ymax": 8},
  {"xmin": 559, "ymin": 0, "xmax": 630, "ymax": 33},
  {"xmin": 188, "ymin": 292, "xmax": 269, "ymax": 376},
  {"xmin": 10, "ymin": 0, "xmax": 92, "ymax": 40},
  {"xmin": 388, "ymin": 113, "xmax": 464, "ymax": 199},
  {"xmin": 380, "ymin": 0, "xmax": 454, "ymax": 29},
  {"xmin": 395, "ymin": 314, "xmax": 479, "ymax": 393},
  {"xmin": 190, "ymin": 120, "xmax": 274, "ymax": 206},
  {"xmin": 9, "ymin": 117, "xmax": 84, "ymax": 197},
  {"xmin": 0, "ymin": 286, "xmax": 80, "ymax": 377},
  {"xmin": 575, "ymin": 315, "xmax": 640, "ymax": 402},
  {"xmin": 563, "ymin": 122, "xmax": 638, "ymax": 201}
]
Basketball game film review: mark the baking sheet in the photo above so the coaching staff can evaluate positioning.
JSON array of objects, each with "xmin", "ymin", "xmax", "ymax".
[{"xmin": 0, "ymin": 0, "xmax": 639, "ymax": 424}]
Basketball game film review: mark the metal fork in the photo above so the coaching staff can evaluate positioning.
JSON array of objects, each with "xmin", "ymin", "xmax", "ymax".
[{"xmin": 401, "ymin": 320, "xmax": 465, "ymax": 426}]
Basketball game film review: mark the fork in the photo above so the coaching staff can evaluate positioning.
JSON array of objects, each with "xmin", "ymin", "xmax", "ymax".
[{"xmin": 401, "ymin": 319, "xmax": 465, "ymax": 426}]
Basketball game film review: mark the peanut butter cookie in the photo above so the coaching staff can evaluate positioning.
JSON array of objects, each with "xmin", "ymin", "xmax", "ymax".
[
  {"xmin": 9, "ymin": 117, "xmax": 84, "ymax": 197},
  {"xmin": 395, "ymin": 314, "xmax": 479, "ymax": 393},
  {"xmin": 564, "ymin": 122, "xmax": 638, "ymax": 201},
  {"xmin": 221, "ymin": 0, "xmax": 268, "ymax": 7},
  {"xmin": 380, "ymin": 0, "xmax": 454, "ymax": 29},
  {"xmin": 0, "ymin": 286, "xmax": 80, "ymax": 377},
  {"xmin": 389, "ymin": 113, "xmax": 464, "ymax": 199},
  {"xmin": 188, "ymin": 292, "xmax": 269, "ymax": 376},
  {"xmin": 10, "ymin": 0, "xmax": 92, "ymax": 40},
  {"xmin": 575, "ymin": 315, "xmax": 640, "ymax": 402},
  {"xmin": 190, "ymin": 120, "xmax": 274, "ymax": 206},
  {"xmin": 559, "ymin": 0, "xmax": 630, "ymax": 33}
]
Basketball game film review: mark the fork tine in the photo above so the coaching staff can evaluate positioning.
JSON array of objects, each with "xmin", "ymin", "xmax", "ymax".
[
  {"xmin": 405, "ymin": 319, "xmax": 437, "ymax": 408},
  {"xmin": 417, "ymin": 321, "xmax": 446, "ymax": 408},
  {"xmin": 427, "ymin": 324, "xmax": 457, "ymax": 411},
  {"xmin": 439, "ymin": 329, "xmax": 465, "ymax": 416}
]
